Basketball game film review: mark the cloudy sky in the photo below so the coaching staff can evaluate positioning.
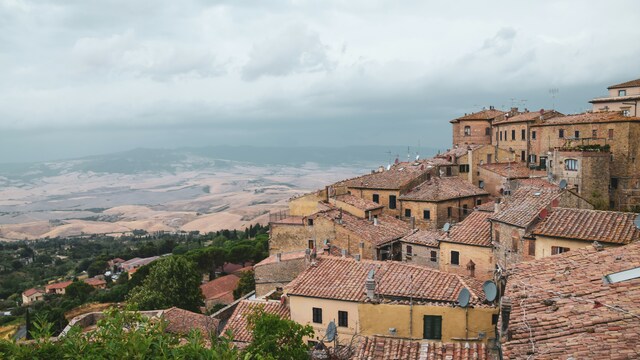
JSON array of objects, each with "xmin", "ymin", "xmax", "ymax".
[{"xmin": 1, "ymin": 0, "xmax": 639, "ymax": 163}]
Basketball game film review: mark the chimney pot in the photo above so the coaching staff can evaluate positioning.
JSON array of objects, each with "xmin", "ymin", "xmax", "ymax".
[{"xmin": 276, "ymin": 253, "xmax": 282, "ymax": 262}]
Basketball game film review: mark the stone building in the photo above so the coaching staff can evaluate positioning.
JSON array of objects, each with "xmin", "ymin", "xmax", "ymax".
[
  {"xmin": 590, "ymin": 78, "xmax": 640, "ymax": 116},
  {"xmin": 437, "ymin": 144, "xmax": 515, "ymax": 188},
  {"xmin": 253, "ymin": 250, "xmax": 309, "ymax": 297},
  {"xmin": 398, "ymin": 176, "xmax": 490, "ymax": 230},
  {"xmin": 395, "ymin": 229, "xmax": 441, "ymax": 268},
  {"xmin": 477, "ymin": 162, "xmax": 546, "ymax": 197},
  {"xmin": 450, "ymin": 107, "xmax": 505, "ymax": 147},
  {"xmin": 22, "ymin": 288, "xmax": 45, "ymax": 305}
]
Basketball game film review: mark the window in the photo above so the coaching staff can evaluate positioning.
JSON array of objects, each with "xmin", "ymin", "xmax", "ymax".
[
  {"xmin": 447, "ymin": 207, "xmax": 452, "ymax": 218},
  {"xmin": 529, "ymin": 154, "xmax": 537, "ymax": 163},
  {"xmin": 307, "ymin": 218, "xmax": 314, "ymax": 226},
  {"xmin": 485, "ymin": 127, "xmax": 491, "ymax": 135},
  {"xmin": 531, "ymin": 131, "xmax": 537, "ymax": 140},
  {"xmin": 619, "ymin": 89, "xmax": 627, "ymax": 96},
  {"xmin": 338, "ymin": 311, "xmax": 348, "ymax": 327},
  {"xmin": 389, "ymin": 195, "xmax": 397, "ymax": 209},
  {"xmin": 574, "ymin": 130, "xmax": 580, "ymax": 139},
  {"xmin": 623, "ymin": 109, "xmax": 631, "ymax": 117},
  {"xmin": 551, "ymin": 246, "xmax": 570, "ymax": 255},
  {"xmin": 608, "ymin": 128, "xmax": 614, "ymax": 139},
  {"xmin": 592, "ymin": 129, "xmax": 598, "ymax": 138},
  {"xmin": 479, "ymin": 180, "xmax": 485, "ymax": 189},
  {"xmin": 611, "ymin": 177, "xmax": 619, "ymax": 189},
  {"xmin": 511, "ymin": 129, "xmax": 516, "ymax": 140},
  {"xmin": 487, "ymin": 154, "xmax": 492, "ymax": 164},
  {"xmin": 521, "ymin": 129, "xmax": 526, "ymax": 140},
  {"xmin": 459, "ymin": 164, "xmax": 469, "ymax": 173},
  {"xmin": 312, "ymin": 307, "xmax": 322, "ymax": 323},
  {"xmin": 476, "ymin": 199, "xmax": 482, "ymax": 205},
  {"xmin": 372, "ymin": 194, "xmax": 379, "ymax": 203},
  {"xmin": 423, "ymin": 315, "xmax": 442, "ymax": 340},
  {"xmin": 451, "ymin": 251, "xmax": 460, "ymax": 265},
  {"xmin": 528, "ymin": 240, "xmax": 535, "ymax": 256},
  {"xmin": 446, "ymin": 166, "xmax": 452, "ymax": 176},
  {"xmin": 565, "ymin": 159, "xmax": 578, "ymax": 171},
  {"xmin": 559, "ymin": 129, "xmax": 565, "ymax": 138},
  {"xmin": 521, "ymin": 151, "xmax": 526, "ymax": 162},
  {"xmin": 492, "ymin": 314, "xmax": 500, "ymax": 325},
  {"xmin": 462, "ymin": 204, "xmax": 468, "ymax": 215},
  {"xmin": 430, "ymin": 251, "xmax": 437, "ymax": 262},
  {"xmin": 423, "ymin": 210, "xmax": 431, "ymax": 220},
  {"xmin": 404, "ymin": 209, "xmax": 412, "ymax": 218},
  {"xmin": 406, "ymin": 245, "xmax": 413, "ymax": 257},
  {"xmin": 464, "ymin": 126, "xmax": 471, "ymax": 136},
  {"xmin": 308, "ymin": 239, "xmax": 315, "ymax": 249},
  {"xmin": 511, "ymin": 237, "xmax": 519, "ymax": 252},
  {"xmin": 499, "ymin": 131, "xmax": 503, "ymax": 141},
  {"xmin": 494, "ymin": 230, "xmax": 500, "ymax": 242}
]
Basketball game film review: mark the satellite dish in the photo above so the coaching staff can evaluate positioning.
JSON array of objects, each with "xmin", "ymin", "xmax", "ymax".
[
  {"xmin": 559, "ymin": 179, "xmax": 568, "ymax": 189},
  {"xmin": 634, "ymin": 214, "xmax": 640, "ymax": 230},
  {"xmin": 326, "ymin": 321, "xmax": 337, "ymax": 342},
  {"xmin": 442, "ymin": 223, "xmax": 451, "ymax": 232},
  {"xmin": 482, "ymin": 280, "xmax": 498, "ymax": 302},
  {"xmin": 457, "ymin": 288, "xmax": 471, "ymax": 308}
]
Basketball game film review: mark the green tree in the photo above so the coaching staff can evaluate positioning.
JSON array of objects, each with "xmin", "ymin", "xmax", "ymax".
[
  {"xmin": 233, "ymin": 270, "xmax": 256, "ymax": 300},
  {"xmin": 65, "ymin": 281, "xmax": 94, "ymax": 303},
  {"xmin": 127, "ymin": 256, "xmax": 203, "ymax": 312},
  {"xmin": 244, "ymin": 306, "xmax": 314, "ymax": 360},
  {"xmin": 87, "ymin": 260, "xmax": 108, "ymax": 277}
]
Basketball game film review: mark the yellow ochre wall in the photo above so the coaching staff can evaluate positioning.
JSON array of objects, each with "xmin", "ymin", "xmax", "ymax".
[
  {"xmin": 534, "ymin": 235, "xmax": 622, "ymax": 260},
  {"xmin": 288, "ymin": 296, "xmax": 360, "ymax": 343},
  {"xmin": 439, "ymin": 242, "xmax": 494, "ymax": 281}
]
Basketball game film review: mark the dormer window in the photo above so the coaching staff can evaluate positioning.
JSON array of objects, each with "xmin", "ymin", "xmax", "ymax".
[{"xmin": 619, "ymin": 89, "xmax": 627, "ymax": 96}]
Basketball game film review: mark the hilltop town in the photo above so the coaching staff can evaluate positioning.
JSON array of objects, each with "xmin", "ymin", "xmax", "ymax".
[{"xmin": 4, "ymin": 78, "xmax": 640, "ymax": 359}]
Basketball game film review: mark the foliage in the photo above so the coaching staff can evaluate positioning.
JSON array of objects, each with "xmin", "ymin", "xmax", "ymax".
[
  {"xmin": 127, "ymin": 256, "xmax": 203, "ymax": 312},
  {"xmin": 244, "ymin": 306, "xmax": 314, "ymax": 360},
  {"xmin": 233, "ymin": 270, "xmax": 256, "ymax": 300},
  {"xmin": 65, "ymin": 281, "xmax": 94, "ymax": 302}
]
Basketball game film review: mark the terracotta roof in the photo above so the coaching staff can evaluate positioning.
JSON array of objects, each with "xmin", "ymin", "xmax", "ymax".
[
  {"xmin": 493, "ymin": 109, "xmax": 563, "ymax": 125},
  {"xmin": 222, "ymin": 300, "xmax": 290, "ymax": 343},
  {"xmin": 479, "ymin": 162, "xmax": 541, "ymax": 179},
  {"xmin": 450, "ymin": 109, "xmax": 505, "ymax": 123},
  {"xmin": 317, "ymin": 209, "xmax": 411, "ymax": 247},
  {"xmin": 84, "ymin": 278, "xmax": 106, "ymax": 287},
  {"xmin": 502, "ymin": 242, "xmax": 640, "ymax": 359},
  {"xmin": 400, "ymin": 229, "xmax": 442, "ymax": 247},
  {"xmin": 352, "ymin": 336, "xmax": 489, "ymax": 360},
  {"xmin": 399, "ymin": 176, "xmax": 488, "ymax": 202},
  {"xmin": 442, "ymin": 211, "xmax": 492, "ymax": 247},
  {"xmin": 219, "ymin": 262, "xmax": 254, "ymax": 274},
  {"xmin": 255, "ymin": 250, "xmax": 307, "ymax": 266},
  {"xmin": 515, "ymin": 177, "xmax": 557, "ymax": 188},
  {"xmin": 162, "ymin": 307, "xmax": 219, "ymax": 336},
  {"xmin": 333, "ymin": 194, "xmax": 383, "ymax": 211},
  {"xmin": 343, "ymin": 162, "xmax": 431, "ymax": 190},
  {"xmin": 23, "ymin": 288, "xmax": 44, "ymax": 297},
  {"xmin": 285, "ymin": 257, "xmax": 486, "ymax": 305},
  {"xmin": 608, "ymin": 78, "xmax": 640, "ymax": 89},
  {"xmin": 270, "ymin": 216, "xmax": 304, "ymax": 225},
  {"xmin": 475, "ymin": 200, "xmax": 495, "ymax": 212},
  {"xmin": 200, "ymin": 273, "xmax": 242, "ymax": 304},
  {"xmin": 490, "ymin": 185, "xmax": 561, "ymax": 228},
  {"xmin": 531, "ymin": 111, "xmax": 640, "ymax": 126},
  {"xmin": 590, "ymin": 94, "xmax": 640, "ymax": 103},
  {"xmin": 46, "ymin": 280, "xmax": 73, "ymax": 290},
  {"xmin": 439, "ymin": 145, "xmax": 484, "ymax": 159},
  {"xmin": 531, "ymin": 208, "xmax": 640, "ymax": 244}
]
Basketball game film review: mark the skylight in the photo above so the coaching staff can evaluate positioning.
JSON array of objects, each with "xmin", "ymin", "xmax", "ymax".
[{"xmin": 603, "ymin": 267, "xmax": 640, "ymax": 284}]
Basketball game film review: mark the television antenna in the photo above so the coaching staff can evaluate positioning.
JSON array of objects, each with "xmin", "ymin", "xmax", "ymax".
[{"xmin": 549, "ymin": 88, "xmax": 559, "ymax": 109}]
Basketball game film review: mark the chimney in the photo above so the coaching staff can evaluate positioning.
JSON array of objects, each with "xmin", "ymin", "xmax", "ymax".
[
  {"xmin": 276, "ymin": 253, "xmax": 282, "ymax": 262},
  {"xmin": 373, "ymin": 217, "xmax": 379, "ymax": 226},
  {"xmin": 410, "ymin": 217, "xmax": 415, "ymax": 229},
  {"xmin": 494, "ymin": 198, "xmax": 501, "ymax": 213},
  {"xmin": 466, "ymin": 260, "xmax": 476, "ymax": 278},
  {"xmin": 510, "ymin": 107, "xmax": 518, "ymax": 115},
  {"xmin": 365, "ymin": 272, "xmax": 376, "ymax": 301},
  {"xmin": 501, "ymin": 297, "xmax": 512, "ymax": 334},
  {"xmin": 355, "ymin": 254, "xmax": 361, "ymax": 262},
  {"xmin": 341, "ymin": 249, "xmax": 347, "ymax": 257},
  {"xmin": 305, "ymin": 248, "xmax": 311, "ymax": 264}
]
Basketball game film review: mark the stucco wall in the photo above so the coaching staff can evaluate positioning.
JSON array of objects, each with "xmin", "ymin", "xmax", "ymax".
[
  {"xmin": 288, "ymin": 296, "xmax": 360, "ymax": 343},
  {"xmin": 534, "ymin": 235, "xmax": 621, "ymax": 260},
  {"xmin": 439, "ymin": 242, "xmax": 494, "ymax": 281}
]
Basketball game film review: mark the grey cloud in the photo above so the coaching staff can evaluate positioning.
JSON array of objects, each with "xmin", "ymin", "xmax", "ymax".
[
  {"xmin": 242, "ymin": 24, "xmax": 334, "ymax": 81},
  {"xmin": 481, "ymin": 27, "xmax": 517, "ymax": 55}
]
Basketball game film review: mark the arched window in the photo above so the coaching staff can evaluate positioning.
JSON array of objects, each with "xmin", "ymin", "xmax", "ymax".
[{"xmin": 464, "ymin": 126, "xmax": 471, "ymax": 136}]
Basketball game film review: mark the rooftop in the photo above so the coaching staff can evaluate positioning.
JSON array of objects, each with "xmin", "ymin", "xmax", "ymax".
[
  {"xmin": 342, "ymin": 161, "xmax": 431, "ymax": 190},
  {"xmin": 221, "ymin": 300, "xmax": 290, "ymax": 343},
  {"xmin": 479, "ymin": 162, "xmax": 544, "ymax": 179},
  {"xmin": 23, "ymin": 288, "xmax": 44, "ymax": 297},
  {"xmin": 162, "ymin": 307, "xmax": 219, "ymax": 336},
  {"xmin": 400, "ymin": 229, "xmax": 442, "ymax": 247},
  {"xmin": 490, "ymin": 185, "xmax": 562, "ymax": 228},
  {"xmin": 475, "ymin": 200, "xmax": 495, "ymax": 212},
  {"xmin": 255, "ymin": 250, "xmax": 308, "ymax": 266},
  {"xmin": 450, "ymin": 109, "xmax": 505, "ymax": 123},
  {"xmin": 316, "ymin": 208, "xmax": 411, "ymax": 247},
  {"xmin": 442, "ymin": 211, "xmax": 493, "ymax": 247},
  {"xmin": 531, "ymin": 111, "xmax": 640, "ymax": 126},
  {"xmin": 607, "ymin": 78, "xmax": 640, "ymax": 89},
  {"xmin": 200, "ymin": 273, "xmax": 242, "ymax": 304},
  {"xmin": 352, "ymin": 336, "xmax": 489, "ymax": 360},
  {"xmin": 84, "ymin": 278, "xmax": 107, "ymax": 287},
  {"xmin": 45, "ymin": 280, "xmax": 73, "ymax": 290},
  {"xmin": 493, "ymin": 109, "xmax": 563, "ymax": 125},
  {"xmin": 502, "ymin": 242, "xmax": 640, "ymax": 359},
  {"xmin": 399, "ymin": 176, "xmax": 488, "ymax": 202},
  {"xmin": 531, "ymin": 208, "xmax": 640, "ymax": 244},
  {"xmin": 438, "ymin": 144, "xmax": 484, "ymax": 159},
  {"xmin": 285, "ymin": 256, "xmax": 486, "ymax": 305},
  {"xmin": 333, "ymin": 194, "xmax": 383, "ymax": 211}
]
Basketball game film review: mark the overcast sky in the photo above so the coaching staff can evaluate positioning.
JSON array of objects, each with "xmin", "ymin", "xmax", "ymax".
[{"xmin": 1, "ymin": 0, "xmax": 639, "ymax": 163}]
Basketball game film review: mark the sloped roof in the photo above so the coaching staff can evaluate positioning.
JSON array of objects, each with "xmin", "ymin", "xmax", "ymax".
[
  {"xmin": 23, "ymin": 288, "xmax": 44, "ymax": 297},
  {"xmin": 531, "ymin": 208, "xmax": 640, "ymax": 244},
  {"xmin": 450, "ymin": 109, "xmax": 505, "ymax": 123},
  {"xmin": 46, "ymin": 280, "xmax": 73, "ymax": 290},
  {"xmin": 492, "ymin": 109, "xmax": 563, "ymax": 125},
  {"xmin": 200, "ymin": 274, "xmax": 242, "ymax": 304},
  {"xmin": 221, "ymin": 300, "xmax": 290, "ymax": 343},
  {"xmin": 608, "ymin": 78, "xmax": 640, "ymax": 89},
  {"xmin": 439, "ymin": 144, "xmax": 485, "ymax": 159},
  {"xmin": 285, "ymin": 257, "xmax": 486, "ymax": 305},
  {"xmin": 399, "ymin": 176, "xmax": 488, "ymax": 202},
  {"xmin": 531, "ymin": 111, "xmax": 640, "ymax": 126},
  {"xmin": 442, "ymin": 211, "xmax": 492, "ymax": 247},
  {"xmin": 316, "ymin": 209, "xmax": 411, "ymax": 247},
  {"xmin": 502, "ymin": 242, "xmax": 640, "ymax": 359},
  {"xmin": 352, "ymin": 336, "xmax": 489, "ymax": 360},
  {"xmin": 400, "ymin": 229, "xmax": 442, "ymax": 247},
  {"xmin": 84, "ymin": 278, "xmax": 106, "ymax": 287},
  {"xmin": 162, "ymin": 307, "xmax": 219, "ymax": 336},
  {"xmin": 255, "ymin": 250, "xmax": 307, "ymax": 267},
  {"xmin": 342, "ymin": 162, "xmax": 431, "ymax": 190},
  {"xmin": 333, "ymin": 194, "xmax": 383, "ymax": 211},
  {"xmin": 475, "ymin": 200, "xmax": 495, "ymax": 212},
  {"xmin": 479, "ymin": 162, "xmax": 542, "ymax": 179},
  {"xmin": 490, "ymin": 185, "xmax": 562, "ymax": 228}
]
